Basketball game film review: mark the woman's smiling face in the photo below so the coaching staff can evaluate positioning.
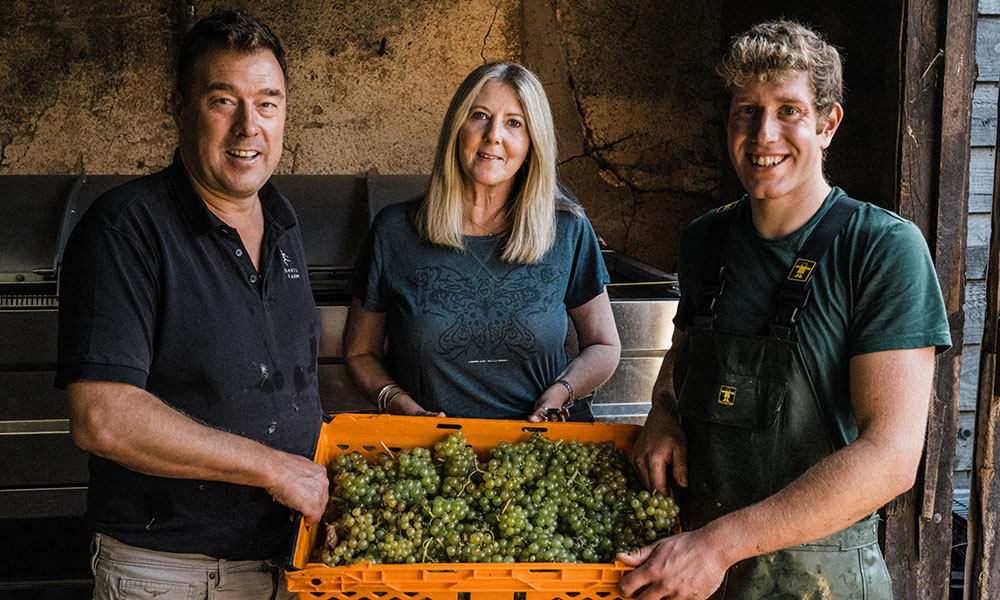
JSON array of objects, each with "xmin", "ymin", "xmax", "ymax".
[{"xmin": 457, "ymin": 80, "xmax": 531, "ymax": 196}]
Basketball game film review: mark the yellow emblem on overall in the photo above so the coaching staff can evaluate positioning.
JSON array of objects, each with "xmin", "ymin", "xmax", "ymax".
[
  {"xmin": 788, "ymin": 258, "xmax": 816, "ymax": 283},
  {"xmin": 718, "ymin": 386, "xmax": 736, "ymax": 406}
]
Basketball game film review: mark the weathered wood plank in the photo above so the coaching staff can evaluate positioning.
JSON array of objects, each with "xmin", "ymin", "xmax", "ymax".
[
  {"xmin": 977, "ymin": 17, "xmax": 1000, "ymax": 81},
  {"xmin": 962, "ymin": 344, "xmax": 983, "ymax": 410},
  {"xmin": 983, "ymin": 0, "xmax": 1000, "ymax": 16},
  {"xmin": 967, "ymin": 280, "xmax": 987, "ymax": 343},
  {"xmin": 966, "ymin": 24, "xmax": 1000, "ymax": 595},
  {"xmin": 970, "ymin": 212, "xmax": 993, "ymax": 248},
  {"xmin": 888, "ymin": 1, "xmax": 974, "ymax": 599},
  {"xmin": 971, "ymin": 192, "xmax": 994, "ymax": 212},
  {"xmin": 956, "ymin": 410, "xmax": 977, "ymax": 470},
  {"xmin": 973, "ymin": 83, "xmax": 999, "ymax": 145},
  {"xmin": 970, "ymin": 245, "xmax": 990, "ymax": 278},
  {"xmin": 972, "ymin": 147, "xmax": 996, "ymax": 195},
  {"xmin": 967, "ymin": 213, "xmax": 989, "ymax": 278},
  {"xmin": 956, "ymin": 469, "xmax": 972, "ymax": 490}
]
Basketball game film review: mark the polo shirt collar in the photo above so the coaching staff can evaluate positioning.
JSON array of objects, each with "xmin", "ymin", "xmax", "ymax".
[{"xmin": 166, "ymin": 149, "xmax": 297, "ymax": 235}]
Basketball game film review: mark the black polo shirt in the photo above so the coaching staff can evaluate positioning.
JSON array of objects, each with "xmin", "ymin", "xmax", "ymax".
[{"xmin": 56, "ymin": 152, "xmax": 322, "ymax": 560}]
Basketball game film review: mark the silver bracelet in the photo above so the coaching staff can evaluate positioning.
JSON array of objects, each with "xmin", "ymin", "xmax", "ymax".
[
  {"xmin": 376, "ymin": 383, "xmax": 400, "ymax": 413},
  {"xmin": 554, "ymin": 378, "xmax": 575, "ymax": 409},
  {"xmin": 384, "ymin": 388, "xmax": 408, "ymax": 413}
]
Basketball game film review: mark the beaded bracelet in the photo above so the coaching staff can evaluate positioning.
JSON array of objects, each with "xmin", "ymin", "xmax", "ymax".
[{"xmin": 554, "ymin": 378, "xmax": 575, "ymax": 410}]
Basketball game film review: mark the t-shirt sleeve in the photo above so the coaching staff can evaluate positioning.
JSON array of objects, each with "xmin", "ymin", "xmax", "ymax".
[
  {"xmin": 672, "ymin": 220, "xmax": 705, "ymax": 334},
  {"xmin": 55, "ymin": 219, "xmax": 158, "ymax": 389},
  {"xmin": 564, "ymin": 214, "xmax": 611, "ymax": 309},
  {"xmin": 348, "ymin": 211, "xmax": 388, "ymax": 313},
  {"xmin": 849, "ymin": 218, "xmax": 952, "ymax": 356}
]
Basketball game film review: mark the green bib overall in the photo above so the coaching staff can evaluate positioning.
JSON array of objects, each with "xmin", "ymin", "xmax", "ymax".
[{"xmin": 673, "ymin": 196, "xmax": 893, "ymax": 599}]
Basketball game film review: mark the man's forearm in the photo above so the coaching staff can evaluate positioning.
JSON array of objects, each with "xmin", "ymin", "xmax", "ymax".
[
  {"xmin": 69, "ymin": 380, "xmax": 296, "ymax": 489},
  {"xmin": 699, "ymin": 433, "xmax": 917, "ymax": 566}
]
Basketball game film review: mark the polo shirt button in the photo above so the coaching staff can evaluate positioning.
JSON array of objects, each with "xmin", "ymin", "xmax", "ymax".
[
  {"xmin": 249, "ymin": 274, "xmax": 258, "ymax": 284},
  {"xmin": 235, "ymin": 248, "xmax": 243, "ymax": 257},
  {"xmin": 218, "ymin": 227, "xmax": 229, "ymax": 235}
]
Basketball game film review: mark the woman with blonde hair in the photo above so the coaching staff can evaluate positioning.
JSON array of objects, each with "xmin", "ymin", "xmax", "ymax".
[{"xmin": 344, "ymin": 62, "xmax": 620, "ymax": 421}]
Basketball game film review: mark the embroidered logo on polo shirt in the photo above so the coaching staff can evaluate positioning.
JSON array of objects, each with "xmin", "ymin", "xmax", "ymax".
[
  {"xmin": 280, "ymin": 249, "xmax": 300, "ymax": 279},
  {"xmin": 718, "ymin": 386, "xmax": 736, "ymax": 406}
]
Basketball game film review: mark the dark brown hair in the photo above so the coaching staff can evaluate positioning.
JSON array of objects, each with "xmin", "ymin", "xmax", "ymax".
[{"xmin": 176, "ymin": 9, "xmax": 287, "ymax": 100}]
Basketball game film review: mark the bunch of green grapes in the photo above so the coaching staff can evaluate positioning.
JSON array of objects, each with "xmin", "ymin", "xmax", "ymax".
[{"xmin": 317, "ymin": 432, "xmax": 678, "ymax": 566}]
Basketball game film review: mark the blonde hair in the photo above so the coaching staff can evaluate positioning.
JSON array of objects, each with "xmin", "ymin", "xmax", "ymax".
[
  {"xmin": 416, "ymin": 62, "xmax": 581, "ymax": 264},
  {"xmin": 718, "ymin": 19, "xmax": 844, "ymax": 120}
]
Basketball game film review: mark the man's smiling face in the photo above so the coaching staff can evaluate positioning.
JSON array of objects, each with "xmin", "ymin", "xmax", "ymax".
[
  {"xmin": 726, "ymin": 69, "xmax": 840, "ymax": 206},
  {"xmin": 175, "ymin": 48, "xmax": 286, "ymax": 206}
]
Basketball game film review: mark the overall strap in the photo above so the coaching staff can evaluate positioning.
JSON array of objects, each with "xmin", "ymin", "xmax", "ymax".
[
  {"xmin": 772, "ymin": 196, "xmax": 863, "ymax": 338},
  {"xmin": 694, "ymin": 200, "xmax": 740, "ymax": 322}
]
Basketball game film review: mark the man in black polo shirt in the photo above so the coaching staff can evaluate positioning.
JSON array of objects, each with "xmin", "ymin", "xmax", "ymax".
[{"xmin": 56, "ymin": 10, "xmax": 325, "ymax": 599}]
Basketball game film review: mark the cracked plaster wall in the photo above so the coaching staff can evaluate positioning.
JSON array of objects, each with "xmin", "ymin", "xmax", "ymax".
[
  {"xmin": 524, "ymin": 0, "xmax": 723, "ymax": 271},
  {"xmin": 2, "ymin": 0, "xmax": 723, "ymax": 272}
]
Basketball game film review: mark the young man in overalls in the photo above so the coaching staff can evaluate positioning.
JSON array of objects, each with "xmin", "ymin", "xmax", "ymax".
[{"xmin": 618, "ymin": 19, "xmax": 951, "ymax": 599}]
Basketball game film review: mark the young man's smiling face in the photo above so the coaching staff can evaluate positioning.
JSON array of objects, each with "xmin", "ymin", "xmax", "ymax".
[
  {"xmin": 727, "ymin": 69, "xmax": 841, "ymax": 207},
  {"xmin": 174, "ymin": 48, "xmax": 286, "ymax": 207}
]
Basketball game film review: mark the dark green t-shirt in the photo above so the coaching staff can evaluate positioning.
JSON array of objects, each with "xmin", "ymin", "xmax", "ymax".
[
  {"xmin": 673, "ymin": 187, "xmax": 952, "ymax": 447},
  {"xmin": 350, "ymin": 200, "xmax": 610, "ymax": 419}
]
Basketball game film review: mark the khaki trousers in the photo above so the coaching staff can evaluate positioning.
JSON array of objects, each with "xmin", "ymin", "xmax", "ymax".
[{"xmin": 89, "ymin": 533, "xmax": 297, "ymax": 600}]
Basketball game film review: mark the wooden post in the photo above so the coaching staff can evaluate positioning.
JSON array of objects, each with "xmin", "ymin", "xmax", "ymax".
[
  {"xmin": 966, "ymin": 63, "xmax": 1000, "ymax": 600},
  {"xmin": 886, "ymin": 0, "xmax": 974, "ymax": 598}
]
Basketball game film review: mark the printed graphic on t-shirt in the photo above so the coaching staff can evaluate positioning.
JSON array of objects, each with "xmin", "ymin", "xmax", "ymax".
[{"xmin": 413, "ymin": 264, "xmax": 560, "ymax": 361}]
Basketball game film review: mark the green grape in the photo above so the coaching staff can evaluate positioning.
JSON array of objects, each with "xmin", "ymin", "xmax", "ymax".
[{"xmin": 319, "ymin": 431, "xmax": 679, "ymax": 565}]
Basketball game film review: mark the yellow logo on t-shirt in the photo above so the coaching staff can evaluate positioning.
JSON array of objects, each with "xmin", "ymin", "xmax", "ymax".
[
  {"xmin": 718, "ymin": 386, "xmax": 736, "ymax": 406},
  {"xmin": 788, "ymin": 258, "xmax": 816, "ymax": 283}
]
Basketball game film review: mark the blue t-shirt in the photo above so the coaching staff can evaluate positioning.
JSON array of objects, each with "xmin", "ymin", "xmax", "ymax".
[{"xmin": 349, "ymin": 200, "xmax": 610, "ymax": 419}]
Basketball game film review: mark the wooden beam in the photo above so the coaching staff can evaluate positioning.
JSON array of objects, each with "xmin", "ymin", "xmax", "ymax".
[
  {"xmin": 886, "ymin": 0, "xmax": 974, "ymax": 598},
  {"xmin": 967, "ymin": 51, "xmax": 1000, "ymax": 600}
]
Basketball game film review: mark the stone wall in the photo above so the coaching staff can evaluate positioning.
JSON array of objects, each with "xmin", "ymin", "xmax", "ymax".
[{"xmin": 1, "ymin": 0, "xmax": 724, "ymax": 272}]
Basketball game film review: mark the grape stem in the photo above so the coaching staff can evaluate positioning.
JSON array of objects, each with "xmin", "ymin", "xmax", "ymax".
[
  {"xmin": 500, "ymin": 497, "xmax": 513, "ymax": 515},
  {"xmin": 379, "ymin": 441, "xmax": 396, "ymax": 458}
]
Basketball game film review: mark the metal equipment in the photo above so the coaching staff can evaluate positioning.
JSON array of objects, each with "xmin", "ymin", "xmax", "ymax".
[{"xmin": 0, "ymin": 173, "xmax": 677, "ymax": 522}]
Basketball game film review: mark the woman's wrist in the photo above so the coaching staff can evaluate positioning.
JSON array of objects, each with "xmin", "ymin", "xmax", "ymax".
[
  {"xmin": 376, "ymin": 383, "xmax": 407, "ymax": 413},
  {"xmin": 552, "ymin": 378, "xmax": 575, "ymax": 408},
  {"xmin": 385, "ymin": 389, "xmax": 408, "ymax": 413}
]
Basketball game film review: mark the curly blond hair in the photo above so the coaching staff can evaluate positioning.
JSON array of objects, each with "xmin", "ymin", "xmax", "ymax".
[{"xmin": 718, "ymin": 19, "xmax": 843, "ymax": 119}]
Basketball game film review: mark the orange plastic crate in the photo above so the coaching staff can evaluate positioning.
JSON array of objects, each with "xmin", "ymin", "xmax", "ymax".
[{"xmin": 286, "ymin": 414, "xmax": 646, "ymax": 600}]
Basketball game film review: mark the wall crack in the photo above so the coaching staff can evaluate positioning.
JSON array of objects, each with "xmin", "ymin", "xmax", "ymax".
[{"xmin": 480, "ymin": 1, "xmax": 502, "ymax": 62}]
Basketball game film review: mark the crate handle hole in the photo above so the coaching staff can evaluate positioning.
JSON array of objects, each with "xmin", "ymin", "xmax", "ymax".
[
  {"xmin": 436, "ymin": 423, "xmax": 462, "ymax": 430},
  {"xmin": 522, "ymin": 426, "xmax": 549, "ymax": 433}
]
